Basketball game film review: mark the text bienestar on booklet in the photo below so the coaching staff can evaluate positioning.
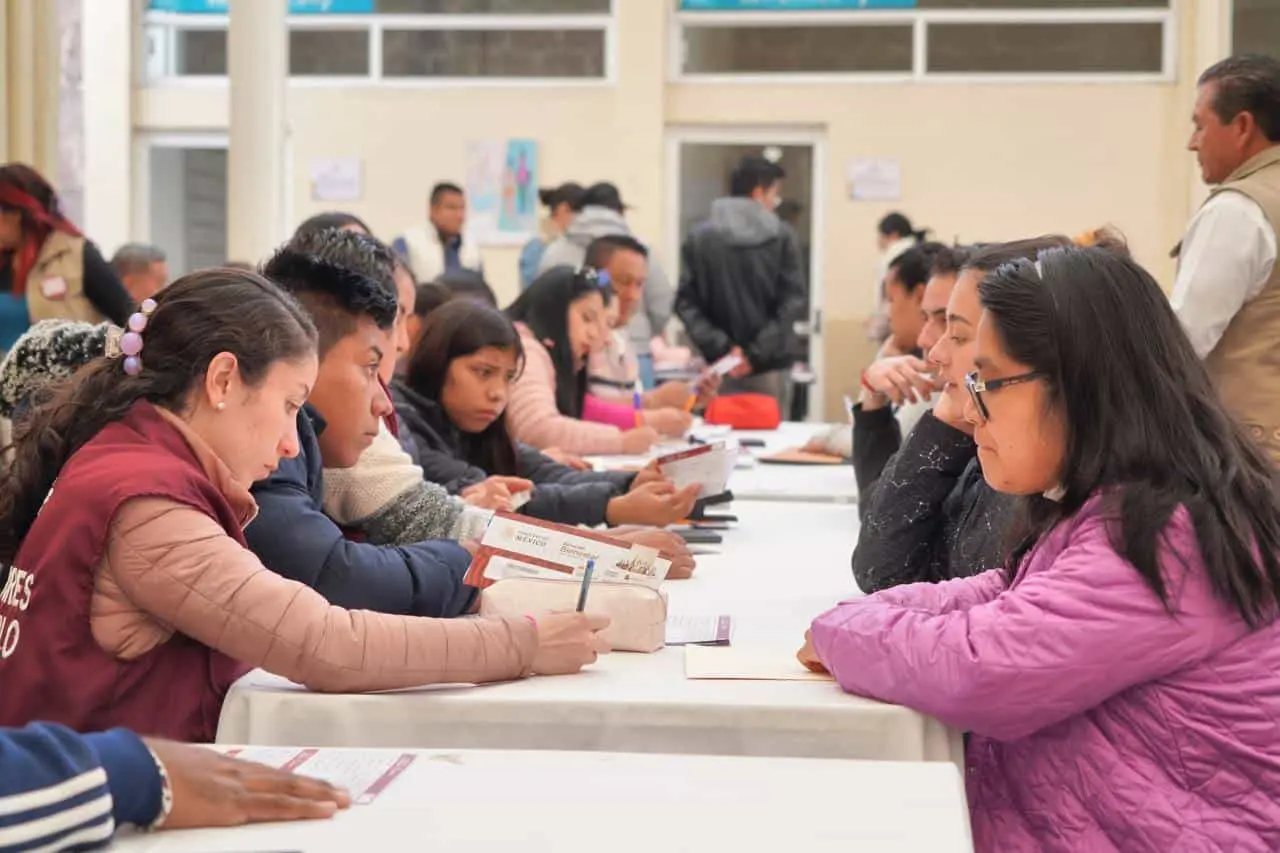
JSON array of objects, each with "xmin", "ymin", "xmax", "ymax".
[{"xmin": 463, "ymin": 512, "xmax": 671, "ymax": 590}]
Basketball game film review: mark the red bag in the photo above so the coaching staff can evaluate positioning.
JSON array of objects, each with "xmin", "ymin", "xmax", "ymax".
[{"xmin": 704, "ymin": 393, "xmax": 782, "ymax": 430}]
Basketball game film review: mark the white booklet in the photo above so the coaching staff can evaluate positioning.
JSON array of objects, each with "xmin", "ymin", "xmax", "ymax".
[
  {"xmin": 222, "ymin": 747, "xmax": 416, "ymax": 805},
  {"xmin": 654, "ymin": 441, "xmax": 734, "ymax": 498},
  {"xmin": 464, "ymin": 512, "xmax": 671, "ymax": 590}
]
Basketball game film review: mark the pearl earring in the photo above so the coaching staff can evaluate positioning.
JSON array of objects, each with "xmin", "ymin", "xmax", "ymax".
[{"xmin": 216, "ymin": 402, "xmax": 226, "ymax": 411}]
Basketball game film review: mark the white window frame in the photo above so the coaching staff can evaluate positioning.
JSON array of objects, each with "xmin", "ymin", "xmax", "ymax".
[
  {"xmin": 670, "ymin": 1, "xmax": 1179, "ymax": 85},
  {"xmin": 141, "ymin": 3, "xmax": 617, "ymax": 88}
]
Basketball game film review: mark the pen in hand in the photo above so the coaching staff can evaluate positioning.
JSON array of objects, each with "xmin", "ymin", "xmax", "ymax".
[{"xmin": 576, "ymin": 559, "xmax": 596, "ymax": 612}]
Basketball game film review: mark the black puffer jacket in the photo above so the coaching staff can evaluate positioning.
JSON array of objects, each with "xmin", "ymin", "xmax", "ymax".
[
  {"xmin": 851, "ymin": 408, "xmax": 1017, "ymax": 593},
  {"xmin": 675, "ymin": 197, "xmax": 807, "ymax": 374},
  {"xmin": 392, "ymin": 382, "xmax": 635, "ymax": 527}
]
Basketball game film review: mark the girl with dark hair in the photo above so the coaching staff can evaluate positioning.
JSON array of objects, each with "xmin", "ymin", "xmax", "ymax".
[
  {"xmin": 505, "ymin": 266, "xmax": 659, "ymax": 455},
  {"xmin": 0, "ymin": 269, "xmax": 606, "ymax": 743},
  {"xmin": 867, "ymin": 211, "xmax": 932, "ymax": 344},
  {"xmin": 394, "ymin": 299, "xmax": 699, "ymax": 536},
  {"xmin": 0, "ymin": 163, "xmax": 134, "ymax": 350},
  {"xmin": 803, "ymin": 246, "xmax": 1280, "ymax": 850}
]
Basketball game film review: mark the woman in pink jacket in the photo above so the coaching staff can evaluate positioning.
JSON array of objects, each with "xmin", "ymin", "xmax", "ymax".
[
  {"xmin": 801, "ymin": 246, "xmax": 1280, "ymax": 851},
  {"xmin": 0, "ymin": 268, "xmax": 608, "ymax": 742},
  {"xmin": 504, "ymin": 266, "xmax": 659, "ymax": 455}
]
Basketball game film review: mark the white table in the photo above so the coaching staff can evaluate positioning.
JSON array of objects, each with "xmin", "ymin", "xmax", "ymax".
[
  {"xmin": 588, "ymin": 422, "xmax": 858, "ymax": 504},
  {"xmin": 109, "ymin": 749, "xmax": 974, "ymax": 853},
  {"xmin": 217, "ymin": 502, "xmax": 960, "ymax": 767}
]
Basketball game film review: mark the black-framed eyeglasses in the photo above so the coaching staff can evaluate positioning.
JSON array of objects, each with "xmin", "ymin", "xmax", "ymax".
[{"xmin": 964, "ymin": 370, "xmax": 1047, "ymax": 422}]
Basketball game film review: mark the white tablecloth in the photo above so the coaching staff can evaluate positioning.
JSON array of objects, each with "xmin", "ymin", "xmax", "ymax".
[
  {"xmin": 588, "ymin": 422, "xmax": 858, "ymax": 504},
  {"xmin": 109, "ymin": 749, "xmax": 973, "ymax": 853},
  {"xmin": 217, "ymin": 502, "xmax": 961, "ymax": 766}
]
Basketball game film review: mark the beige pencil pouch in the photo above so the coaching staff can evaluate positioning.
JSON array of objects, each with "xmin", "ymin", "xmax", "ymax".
[{"xmin": 480, "ymin": 577, "xmax": 667, "ymax": 653}]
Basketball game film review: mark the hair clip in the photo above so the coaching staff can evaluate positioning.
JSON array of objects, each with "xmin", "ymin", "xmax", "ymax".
[
  {"xmin": 118, "ymin": 298, "xmax": 158, "ymax": 376},
  {"xmin": 582, "ymin": 266, "xmax": 612, "ymax": 288}
]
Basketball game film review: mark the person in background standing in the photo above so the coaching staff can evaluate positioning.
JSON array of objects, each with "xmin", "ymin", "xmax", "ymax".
[
  {"xmin": 519, "ymin": 182, "xmax": 584, "ymax": 290},
  {"xmin": 867, "ymin": 212, "xmax": 930, "ymax": 343},
  {"xmin": 0, "ymin": 163, "xmax": 133, "ymax": 352},
  {"xmin": 109, "ymin": 243, "xmax": 169, "ymax": 303},
  {"xmin": 393, "ymin": 182, "xmax": 482, "ymax": 285},
  {"xmin": 675, "ymin": 155, "xmax": 806, "ymax": 412},
  {"xmin": 1173, "ymin": 54, "xmax": 1280, "ymax": 463},
  {"xmin": 537, "ymin": 182, "xmax": 674, "ymax": 390}
]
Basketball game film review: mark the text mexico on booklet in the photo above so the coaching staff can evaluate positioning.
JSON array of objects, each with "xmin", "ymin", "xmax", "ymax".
[
  {"xmin": 463, "ymin": 512, "xmax": 671, "ymax": 590},
  {"xmin": 654, "ymin": 441, "xmax": 734, "ymax": 498}
]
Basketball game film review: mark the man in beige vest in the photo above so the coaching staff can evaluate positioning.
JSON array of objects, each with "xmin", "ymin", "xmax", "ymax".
[{"xmin": 1174, "ymin": 54, "xmax": 1280, "ymax": 461}]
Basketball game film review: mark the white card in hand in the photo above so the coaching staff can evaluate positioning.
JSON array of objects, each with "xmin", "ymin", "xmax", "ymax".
[{"xmin": 655, "ymin": 442, "xmax": 732, "ymax": 498}]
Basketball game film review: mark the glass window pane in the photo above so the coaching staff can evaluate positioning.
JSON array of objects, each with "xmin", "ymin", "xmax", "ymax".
[
  {"xmin": 917, "ymin": 0, "xmax": 1166, "ymax": 6},
  {"xmin": 174, "ymin": 28, "xmax": 226, "ymax": 76},
  {"xmin": 289, "ymin": 28, "xmax": 370, "ymax": 76},
  {"xmin": 382, "ymin": 28, "xmax": 605, "ymax": 77},
  {"xmin": 376, "ymin": 0, "xmax": 609, "ymax": 13},
  {"xmin": 683, "ymin": 25, "xmax": 913, "ymax": 75},
  {"xmin": 1234, "ymin": 0, "xmax": 1280, "ymax": 58},
  {"xmin": 927, "ymin": 22, "xmax": 1162, "ymax": 73}
]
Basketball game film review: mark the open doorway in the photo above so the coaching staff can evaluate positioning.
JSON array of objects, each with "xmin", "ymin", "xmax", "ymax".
[
  {"xmin": 665, "ymin": 127, "xmax": 825, "ymax": 421},
  {"xmin": 133, "ymin": 133, "xmax": 229, "ymax": 277}
]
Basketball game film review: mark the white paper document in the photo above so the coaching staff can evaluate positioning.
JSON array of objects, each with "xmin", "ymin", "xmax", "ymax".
[
  {"xmin": 666, "ymin": 615, "xmax": 733, "ymax": 646},
  {"xmin": 224, "ymin": 748, "xmax": 416, "ymax": 805},
  {"xmin": 655, "ymin": 441, "xmax": 734, "ymax": 497},
  {"xmin": 684, "ymin": 646, "xmax": 834, "ymax": 681}
]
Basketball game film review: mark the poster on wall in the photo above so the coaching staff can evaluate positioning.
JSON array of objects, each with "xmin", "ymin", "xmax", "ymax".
[
  {"xmin": 846, "ymin": 157, "xmax": 902, "ymax": 202},
  {"xmin": 465, "ymin": 140, "xmax": 539, "ymax": 246}
]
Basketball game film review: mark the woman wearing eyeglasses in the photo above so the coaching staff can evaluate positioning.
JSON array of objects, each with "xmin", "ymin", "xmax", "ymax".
[{"xmin": 801, "ymin": 245, "xmax": 1280, "ymax": 851}]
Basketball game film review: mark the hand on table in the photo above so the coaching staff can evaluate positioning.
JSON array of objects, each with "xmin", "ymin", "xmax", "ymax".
[
  {"xmin": 606, "ymin": 480, "xmax": 701, "ymax": 528},
  {"xmin": 145, "ymin": 739, "xmax": 350, "ymax": 830},
  {"xmin": 642, "ymin": 407, "xmax": 693, "ymax": 437},
  {"xmin": 610, "ymin": 527, "xmax": 696, "ymax": 579},
  {"xmin": 461, "ymin": 476, "xmax": 535, "ymax": 511},
  {"xmin": 543, "ymin": 447, "xmax": 591, "ymax": 471},
  {"xmin": 620, "ymin": 426, "xmax": 660, "ymax": 455},
  {"xmin": 796, "ymin": 630, "xmax": 829, "ymax": 675},
  {"xmin": 529, "ymin": 612, "xmax": 612, "ymax": 675}
]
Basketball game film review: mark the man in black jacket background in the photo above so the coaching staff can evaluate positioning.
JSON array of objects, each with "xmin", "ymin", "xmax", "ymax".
[{"xmin": 675, "ymin": 156, "xmax": 806, "ymax": 409}]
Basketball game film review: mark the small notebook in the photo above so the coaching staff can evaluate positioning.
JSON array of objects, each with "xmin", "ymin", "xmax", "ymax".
[
  {"xmin": 758, "ymin": 449, "xmax": 847, "ymax": 466},
  {"xmin": 666, "ymin": 615, "xmax": 733, "ymax": 646},
  {"xmin": 683, "ymin": 646, "xmax": 834, "ymax": 681}
]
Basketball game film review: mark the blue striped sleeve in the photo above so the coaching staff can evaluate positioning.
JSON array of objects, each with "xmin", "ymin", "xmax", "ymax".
[{"xmin": 0, "ymin": 724, "xmax": 160, "ymax": 853}]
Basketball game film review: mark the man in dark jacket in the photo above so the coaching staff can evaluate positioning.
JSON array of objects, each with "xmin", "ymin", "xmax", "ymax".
[
  {"xmin": 675, "ymin": 156, "xmax": 807, "ymax": 408},
  {"xmin": 246, "ymin": 229, "xmax": 477, "ymax": 618}
]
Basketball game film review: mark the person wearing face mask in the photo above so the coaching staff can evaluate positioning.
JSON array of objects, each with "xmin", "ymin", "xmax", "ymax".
[
  {"xmin": 801, "ymin": 245, "xmax": 1280, "ymax": 852},
  {"xmin": 0, "ymin": 270, "xmax": 607, "ymax": 744},
  {"xmin": 675, "ymin": 156, "xmax": 806, "ymax": 411},
  {"xmin": 392, "ymin": 300, "xmax": 699, "ymax": 570},
  {"xmin": 504, "ymin": 266, "xmax": 661, "ymax": 456},
  {"xmin": 848, "ymin": 238, "xmax": 1079, "ymax": 593}
]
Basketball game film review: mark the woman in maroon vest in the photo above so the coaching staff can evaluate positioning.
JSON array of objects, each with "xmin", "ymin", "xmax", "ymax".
[{"xmin": 0, "ymin": 268, "xmax": 608, "ymax": 741}]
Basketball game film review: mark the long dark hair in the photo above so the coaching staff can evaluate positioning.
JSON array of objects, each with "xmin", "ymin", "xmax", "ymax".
[
  {"xmin": 505, "ymin": 265, "xmax": 611, "ymax": 419},
  {"xmin": 878, "ymin": 211, "xmax": 929, "ymax": 243},
  {"xmin": 0, "ymin": 163, "xmax": 82, "ymax": 292},
  {"xmin": 0, "ymin": 268, "xmax": 318, "ymax": 563},
  {"xmin": 405, "ymin": 299, "xmax": 525, "ymax": 476},
  {"xmin": 980, "ymin": 246, "xmax": 1280, "ymax": 627}
]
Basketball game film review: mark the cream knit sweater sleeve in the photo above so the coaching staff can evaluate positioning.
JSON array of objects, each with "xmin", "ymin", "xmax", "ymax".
[{"xmin": 322, "ymin": 422, "xmax": 477, "ymax": 544}]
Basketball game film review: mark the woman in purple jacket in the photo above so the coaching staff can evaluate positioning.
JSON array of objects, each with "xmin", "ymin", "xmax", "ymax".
[{"xmin": 801, "ymin": 246, "xmax": 1280, "ymax": 852}]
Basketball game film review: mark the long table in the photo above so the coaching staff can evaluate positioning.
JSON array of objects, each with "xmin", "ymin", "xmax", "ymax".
[
  {"xmin": 217, "ymin": 501, "xmax": 961, "ymax": 766},
  {"xmin": 110, "ymin": 749, "xmax": 974, "ymax": 852}
]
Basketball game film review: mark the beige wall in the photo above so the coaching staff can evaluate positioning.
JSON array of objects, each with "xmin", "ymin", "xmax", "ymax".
[{"xmin": 130, "ymin": 0, "xmax": 1217, "ymax": 419}]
